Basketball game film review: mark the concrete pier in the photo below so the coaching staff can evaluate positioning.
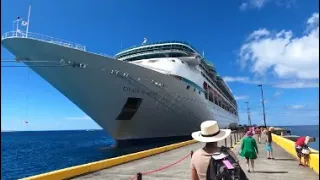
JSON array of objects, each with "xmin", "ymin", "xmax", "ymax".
[
  {"xmin": 72, "ymin": 135, "xmax": 318, "ymax": 180},
  {"xmin": 23, "ymin": 132, "xmax": 318, "ymax": 180},
  {"xmin": 233, "ymin": 136, "xmax": 318, "ymax": 180}
]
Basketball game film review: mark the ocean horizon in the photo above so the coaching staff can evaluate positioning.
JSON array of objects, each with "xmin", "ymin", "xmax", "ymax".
[{"xmin": 2, "ymin": 124, "xmax": 318, "ymax": 132}]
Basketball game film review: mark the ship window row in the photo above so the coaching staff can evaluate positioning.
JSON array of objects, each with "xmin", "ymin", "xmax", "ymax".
[
  {"xmin": 203, "ymin": 81, "xmax": 237, "ymax": 116},
  {"xmin": 172, "ymin": 74, "xmax": 237, "ymax": 115},
  {"xmin": 146, "ymin": 58, "xmax": 185, "ymax": 64},
  {"xmin": 216, "ymin": 81, "xmax": 233, "ymax": 101},
  {"xmin": 176, "ymin": 93, "xmax": 238, "ymax": 118},
  {"xmin": 175, "ymin": 93, "xmax": 238, "ymax": 118},
  {"xmin": 200, "ymin": 71, "xmax": 235, "ymax": 107},
  {"xmin": 177, "ymin": 76, "xmax": 237, "ymax": 116}
]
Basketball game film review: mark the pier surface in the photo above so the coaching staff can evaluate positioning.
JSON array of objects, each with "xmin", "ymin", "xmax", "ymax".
[
  {"xmin": 72, "ymin": 135, "xmax": 318, "ymax": 180},
  {"xmin": 233, "ymin": 137, "xmax": 318, "ymax": 180}
]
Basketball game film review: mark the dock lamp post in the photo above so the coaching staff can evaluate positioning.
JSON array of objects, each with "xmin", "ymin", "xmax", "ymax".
[
  {"xmin": 245, "ymin": 102, "xmax": 251, "ymax": 126},
  {"xmin": 258, "ymin": 84, "xmax": 267, "ymax": 128}
]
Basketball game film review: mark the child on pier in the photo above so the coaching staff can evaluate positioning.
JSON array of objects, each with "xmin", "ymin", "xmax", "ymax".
[
  {"xmin": 255, "ymin": 127, "xmax": 261, "ymax": 143},
  {"xmin": 265, "ymin": 127, "xmax": 274, "ymax": 159}
]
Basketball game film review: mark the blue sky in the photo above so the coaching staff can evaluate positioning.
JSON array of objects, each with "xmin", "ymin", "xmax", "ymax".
[{"xmin": 1, "ymin": 0, "xmax": 319, "ymax": 131}]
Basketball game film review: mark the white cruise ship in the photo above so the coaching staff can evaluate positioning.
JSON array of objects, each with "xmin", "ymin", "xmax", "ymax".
[{"xmin": 2, "ymin": 30, "xmax": 239, "ymax": 146}]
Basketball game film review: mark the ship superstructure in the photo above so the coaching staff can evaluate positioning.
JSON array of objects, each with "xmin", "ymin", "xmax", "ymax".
[{"xmin": 116, "ymin": 41, "xmax": 238, "ymax": 116}]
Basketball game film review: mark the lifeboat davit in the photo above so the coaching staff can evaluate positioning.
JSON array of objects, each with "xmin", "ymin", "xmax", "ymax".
[{"xmin": 178, "ymin": 55, "xmax": 201, "ymax": 66}]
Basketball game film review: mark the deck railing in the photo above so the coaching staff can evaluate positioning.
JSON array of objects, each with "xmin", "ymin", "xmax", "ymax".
[{"xmin": 1, "ymin": 31, "xmax": 86, "ymax": 51}]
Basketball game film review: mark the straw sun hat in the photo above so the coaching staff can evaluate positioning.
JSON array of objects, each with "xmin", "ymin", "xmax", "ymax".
[{"xmin": 191, "ymin": 121, "xmax": 231, "ymax": 143}]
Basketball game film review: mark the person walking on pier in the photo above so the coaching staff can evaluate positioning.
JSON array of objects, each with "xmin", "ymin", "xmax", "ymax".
[
  {"xmin": 255, "ymin": 127, "xmax": 261, "ymax": 143},
  {"xmin": 295, "ymin": 136, "xmax": 311, "ymax": 166},
  {"xmin": 190, "ymin": 120, "xmax": 240, "ymax": 180},
  {"xmin": 240, "ymin": 131, "xmax": 258, "ymax": 172},
  {"xmin": 265, "ymin": 127, "xmax": 274, "ymax": 159}
]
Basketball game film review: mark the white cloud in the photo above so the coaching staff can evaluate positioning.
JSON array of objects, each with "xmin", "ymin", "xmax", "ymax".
[
  {"xmin": 234, "ymin": 95, "xmax": 249, "ymax": 100},
  {"xmin": 260, "ymin": 99, "xmax": 268, "ymax": 104},
  {"xmin": 55, "ymin": 122, "xmax": 61, "ymax": 127},
  {"xmin": 307, "ymin": 13, "xmax": 319, "ymax": 28},
  {"xmin": 288, "ymin": 104, "xmax": 307, "ymax": 109},
  {"xmin": 65, "ymin": 116, "xmax": 91, "ymax": 120},
  {"xmin": 223, "ymin": 76, "xmax": 318, "ymax": 89},
  {"xmin": 274, "ymin": 91, "xmax": 282, "ymax": 97},
  {"xmin": 239, "ymin": 0, "xmax": 295, "ymax": 11},
  {"xmin": 247, "ymin": 28, "xmax": 270, "ymax": 40},
  {"xmin": 223, "ymin": 76, "xmax": 262, "ymax": 84},
  {"xmin": 273, "ymin": 81, "xmax": 319, "ymax": 88},
  {"xmin": 239, "ymin": 3, "xmax": 248, "ymax": 11},
  {"xmin": 238, "ymin": 12, "xmax": 319, "ymax": 86},
  {"xmin": 240, "ymin": 0, "xmax": 268, "ymax": 11}
]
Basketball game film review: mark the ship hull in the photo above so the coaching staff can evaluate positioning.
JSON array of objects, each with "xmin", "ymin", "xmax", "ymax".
[{"xmin": 2, "ymin": 37, "xmax": 238, "ymax": 144}]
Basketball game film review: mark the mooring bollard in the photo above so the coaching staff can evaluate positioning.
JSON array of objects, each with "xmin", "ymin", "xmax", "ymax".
[{"xmin": 137, "ymin": 172, "xmax": 142, "ymax": 180}]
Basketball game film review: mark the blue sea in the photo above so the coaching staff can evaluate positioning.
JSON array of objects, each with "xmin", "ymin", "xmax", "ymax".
[
  {"xmin": 1, "ymin": 130, "xmax": 182, "ymax": 180},
  {"xmin": 1, "ymin": 125, "xmax": 319, "ymax": 180}
]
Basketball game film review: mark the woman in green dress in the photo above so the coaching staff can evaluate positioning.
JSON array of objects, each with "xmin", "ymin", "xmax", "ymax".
[{"xmin": 240, "ymin": 131, "xmax": 259, "ymax": 172}]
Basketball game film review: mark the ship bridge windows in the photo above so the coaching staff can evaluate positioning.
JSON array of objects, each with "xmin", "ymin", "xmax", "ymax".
[
  {"xmin": 116, "ymin": 97, "xmax": 142, "ymax": 120},
  {"xmin": 123, "ymin": 53, "xmax": 185, "ymax": 62},
  {"xmin": 148, "ymin": 60, "xmax": 158, "ymax": 63},
  {"xmin": 118, "ymin": 44, "xmax": 195, "ymax": 61}
]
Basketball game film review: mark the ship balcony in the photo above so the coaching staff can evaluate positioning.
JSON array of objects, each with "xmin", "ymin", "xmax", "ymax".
[{"xmin": 1, "ymin": 31, "xmax": 86, "ymax": 51}]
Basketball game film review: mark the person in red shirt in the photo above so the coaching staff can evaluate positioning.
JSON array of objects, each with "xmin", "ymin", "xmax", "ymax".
[{"xmin": 295, "ymin": 136, "xmax": 310, "ymax": 166}]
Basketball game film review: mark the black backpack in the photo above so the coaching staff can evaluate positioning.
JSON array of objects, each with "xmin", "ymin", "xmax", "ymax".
[{"xmin": 206, "ymin": 146, "xmax": 248, "ymax": 180}]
